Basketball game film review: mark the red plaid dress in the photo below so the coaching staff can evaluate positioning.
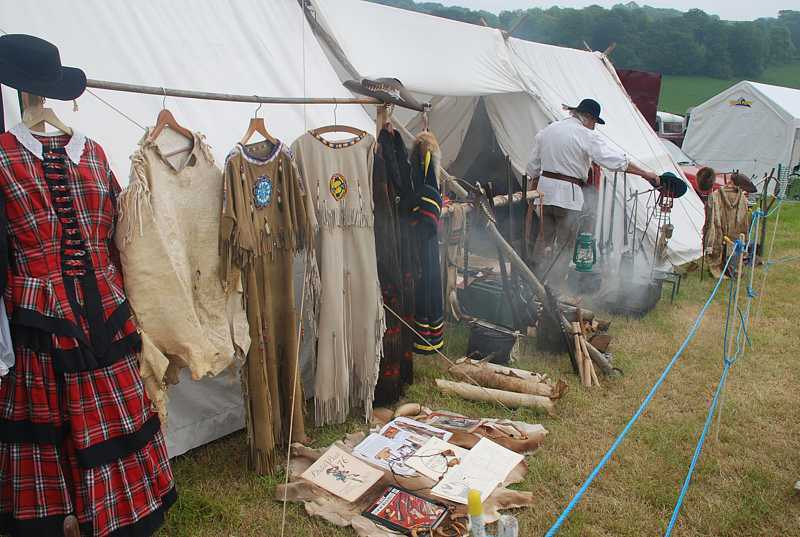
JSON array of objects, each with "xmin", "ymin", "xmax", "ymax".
[{"xmin": 0, "ymin": 125, "xmax": 175, "ymax": 537}]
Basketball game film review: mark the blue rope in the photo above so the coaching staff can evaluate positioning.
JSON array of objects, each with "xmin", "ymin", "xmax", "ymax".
[
  {"xmin": 543, "ymin": 248, "xmax": 739, "ymax": 537},
  {"xmin": 734, "ymin": 306, "xmax": 752, "ymax": 354},
  {"xmin": 546, "ymin": 199, "xmax": 786, "ymax": 536},
  {"xmin": 721, "ymin": 246, "xmax": 741, "ymax": 361},
  {"xmin": 663, "ymin": 362, "xmax": 732, "ymax": 536},
  {"xmin": 665, "ymin": 204, "xmax": 774, "ymax": 533}
]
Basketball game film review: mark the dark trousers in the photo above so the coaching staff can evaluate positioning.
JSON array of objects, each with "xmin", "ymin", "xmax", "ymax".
[{"xmin": 526, "ymin": 204, "xmax": 580, "ymax": 283}]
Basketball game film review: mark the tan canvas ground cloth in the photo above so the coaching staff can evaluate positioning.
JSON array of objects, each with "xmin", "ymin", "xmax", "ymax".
[
  {"xmin": 291, "ymin": 132, "xmax": 384, "ymax": 427},
  {"xmin": 116, "ymin": 129, "xmax": 250, "ymax": 422},
  {"xmin": 221, "ymin": 139, "xmax": 319, "ymax": 474}
]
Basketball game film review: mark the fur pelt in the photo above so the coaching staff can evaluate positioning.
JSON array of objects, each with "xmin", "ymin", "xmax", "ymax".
[{"xmin": 411, "ymin": 131, "xmax": 441, "ymax": 187}]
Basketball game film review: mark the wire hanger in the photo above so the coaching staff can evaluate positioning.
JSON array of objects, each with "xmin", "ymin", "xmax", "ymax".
[
  {"xmin": 148, "ymin": 87, "xmax": 193, "ymax": 144},
  {"xmin": 240, "ymin": 99, "xmax": 278, "ymax": 146},
  {"xmin": 22, "ymin": 93, "xmax": 72, "ymax": 135},
  {"xmin": 309, "ymin": 100, "xmax": 367, "ymax": 138}
]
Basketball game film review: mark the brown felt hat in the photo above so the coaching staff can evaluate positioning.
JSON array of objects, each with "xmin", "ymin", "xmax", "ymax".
[
  {"xmin": 697, "ymin": 167, "xmax": 716, "ymax": 193},
  {"xmin": 731, "ymin": 173, "xmax": 756, "ymax": 193}
]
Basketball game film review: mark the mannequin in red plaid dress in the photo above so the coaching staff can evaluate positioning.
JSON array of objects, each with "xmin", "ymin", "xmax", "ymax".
[{"xmin": 0, "ymin": 123, "xmax": 175, "ymax": 537}]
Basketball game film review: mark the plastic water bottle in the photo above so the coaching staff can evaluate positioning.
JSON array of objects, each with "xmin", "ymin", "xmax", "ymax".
[
  {"xmin": 467, "ymin": 489, "xmax": 487, "ymax": 537},
  {"xmin": 496, "ymin": 514, "xmax": 519, "ymax": 537}
]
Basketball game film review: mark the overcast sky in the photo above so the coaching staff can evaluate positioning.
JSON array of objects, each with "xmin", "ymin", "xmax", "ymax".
[{"xmin": 436, "ymin": 1, "xmax": 795, "ymax": 21}]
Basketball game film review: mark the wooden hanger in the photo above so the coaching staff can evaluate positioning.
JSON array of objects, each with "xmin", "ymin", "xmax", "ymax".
[
  {"xmin": 148, "ymin": 89, "xmax": 193, "ymax": 144},
  {"xmin": 310, "ymin": 101, "xmax": 367, "ymax": 138},
  {"xmin": 22, "ymin": 93, "xmax": 72, "ymax": 135},
  {"xmin": 309, "ymin": 124, "xmax": 368, "ymax": 137},
  {"xmin": 240, "ymin": 102, "xmax": 278, "ymax": 146}
]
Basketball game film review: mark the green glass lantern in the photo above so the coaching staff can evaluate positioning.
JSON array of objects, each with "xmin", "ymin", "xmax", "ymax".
[{"xmin": 572, "ymin": 232, "xmax": 597, "ymax": 272}]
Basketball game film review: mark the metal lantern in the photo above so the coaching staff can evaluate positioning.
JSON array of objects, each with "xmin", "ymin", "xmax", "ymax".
[{"xmin": 572, "ymin": 232, "xmax": 597, "ymax": 272}]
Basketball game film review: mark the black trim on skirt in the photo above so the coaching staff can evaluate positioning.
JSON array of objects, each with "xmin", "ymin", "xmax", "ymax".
[
  {"xmin": 0, "ymin": 487, "xmax": 177, "ymax": 537},
  {"xmin": 0, "ymin": 418, "xmax": 68, "ymax": 445},
  {"xmin": 76, "ymin": 415, "xmax": 161, "ymax": 469}
]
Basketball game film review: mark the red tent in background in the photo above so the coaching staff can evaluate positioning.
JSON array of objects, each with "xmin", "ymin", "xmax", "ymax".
[{"xmin": 616, "ymin": 69, "xmax": 661, "ymax": 130}]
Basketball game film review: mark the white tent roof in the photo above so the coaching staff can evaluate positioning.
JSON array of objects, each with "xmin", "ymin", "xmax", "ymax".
[
  {"xmin": 312, "ymin": 0, "xmax": 523, "ymax": 97},
  {"xmin": 0, "ymin": 0, "xmax": 374, "ymax": 457},
  {"xmin": 313, "ymin": 0, "xmax": 704, "ymax": 266},
  {"xmin": 748, "ymin": 82, "xmax": 800, "ymax": 120},
  {"xmin": 683, "ymin": 80, "xmax": 800, "ymax": 184},
  {"xmin": 0, "ymin": 0, "xmax": 374, "ymax": 183}
]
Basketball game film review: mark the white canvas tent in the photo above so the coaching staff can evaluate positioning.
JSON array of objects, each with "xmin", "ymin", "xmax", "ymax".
[
  {"xmin": 683, "ymin": 81, "xmax": 800, "ymax": 185},
  {"xmin": 0, "ymin": 0, "xmax": 374, "ymax": 457},
  {"xmin": 310, "ymin": 0, "xmax": 705, "ymax": 266}
]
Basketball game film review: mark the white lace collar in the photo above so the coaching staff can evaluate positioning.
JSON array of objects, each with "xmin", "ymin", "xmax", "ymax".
[{"xmin": 9, "ymin": 122, "xmax": 87, "ymax": 165}]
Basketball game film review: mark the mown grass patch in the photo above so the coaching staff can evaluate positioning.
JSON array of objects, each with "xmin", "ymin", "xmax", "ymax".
[{"xmin": 159, "ymin": 203, "xmax": 800, "ymax": 536}]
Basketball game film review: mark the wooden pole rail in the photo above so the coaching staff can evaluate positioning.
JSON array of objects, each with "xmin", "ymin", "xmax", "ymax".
[{"xmin": 85, "ymin": 79, "xmax": 386, "ymax": 107}]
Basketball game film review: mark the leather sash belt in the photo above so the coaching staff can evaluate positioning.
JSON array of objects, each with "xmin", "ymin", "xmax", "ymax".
[{"xmin": 542, "ymin": 170, "xmax": 585, "ymax": 186}]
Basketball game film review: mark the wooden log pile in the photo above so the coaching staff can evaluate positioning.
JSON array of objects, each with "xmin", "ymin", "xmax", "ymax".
[
  {"xmin": 571, "ymin": 308, "xmax": 609, "ymax": 388},
  {"xmin": 434, "ymin": 359, "xmax": 567, "ymax": 414}
]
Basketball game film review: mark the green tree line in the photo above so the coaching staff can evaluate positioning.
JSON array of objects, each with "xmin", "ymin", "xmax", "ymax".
[{"xmin": 369, "ymin": 1, "xmax": 800, "ymax": 78}]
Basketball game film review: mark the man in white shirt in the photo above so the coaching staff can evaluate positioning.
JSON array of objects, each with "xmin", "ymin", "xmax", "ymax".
[{"xmin": 526, "ymin": 98, "xmax": 660, "ymax": 278}]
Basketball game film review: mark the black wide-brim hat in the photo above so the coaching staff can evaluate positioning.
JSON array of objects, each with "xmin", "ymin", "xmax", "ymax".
[
  {"xmin": 565, "ymin": 98, "xmax": 605, "ymax": 124},
  {"xmin": 657, "ymin": 171, "xmax": 689, "ymax": 198},
  {"xmin": 344, "ymin": 77, "xmax": 425, "ymax": 112},
  {"xmin": 0, "ymin": 34, "xmax": 86, "ymax": 101}
]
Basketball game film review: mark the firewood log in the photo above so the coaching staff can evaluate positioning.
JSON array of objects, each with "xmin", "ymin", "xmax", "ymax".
[
  {"xmin": 579, "ymin": 335, "xmax": 594, "ymax": 387},
  {"xmin": 435, "ymin": 379, "xmax": 555, "ymax": 414},
  {"xmin": 584, "ymin": 340, "xmax": 615, "ymax": 376},
  {"xmin": 457, "ymin": 358, "xmax": 547, "ymax": 383},
  {"xmin": 589, "ymin": 361, "xmax": 601, "ymax": 387},
  {"xmin": 449, "ymin": 363, "xmax": 561, "ymax": 398}
]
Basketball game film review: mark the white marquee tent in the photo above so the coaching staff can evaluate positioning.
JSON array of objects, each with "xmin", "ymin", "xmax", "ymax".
[
  {"xmin": 0, "ymin": 0, "xmax": 374, "ymax": 458},
  {"xmin": 683, "ymin": 81, "xmax": 800, "ymax": 185},
  {"xmin": 310, "ymin": 0, "xmax": 705, "ymax": 267},
  {"xmin": 0, "ymin": 0, "xmax": 707, "ymax": 458}
]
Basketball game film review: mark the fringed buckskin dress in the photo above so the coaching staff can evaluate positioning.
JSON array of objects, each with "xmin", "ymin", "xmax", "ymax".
[
  {"xmin": 0, "ymin": 124, "xmax": 175, "ymax": 537},
  {"xmin": 291, "ymin": 132, "xmax": 384, "ymax": 427},
  {"xmin": 220, "ymin": 140, "xmax": 319, "ymax": 474}
]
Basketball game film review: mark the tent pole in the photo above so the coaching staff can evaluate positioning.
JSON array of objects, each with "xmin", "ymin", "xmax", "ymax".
[
  {"xmin": 298, "ymin": 0, "xmax": 361, "ymax": 80},
  {"xmin": 85, "ymin": 79, "xmax": 388, "ymax": 107},
  {"xmin": 441, "ymin": 190, "xmax": 540, "ymax": 217}
]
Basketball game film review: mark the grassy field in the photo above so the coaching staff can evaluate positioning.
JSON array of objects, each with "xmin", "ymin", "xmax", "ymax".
[
  {"xmin": 659, "ymin": 62, "xmax": 800, "ymax": 115},
  {"xmin": 159, "ymin": 203, "xmax": 800, "ymax": 537}
]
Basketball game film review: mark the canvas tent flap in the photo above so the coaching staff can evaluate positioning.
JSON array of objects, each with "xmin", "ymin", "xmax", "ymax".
[
  {"xmin": 405, "ymin": 95, "xmax": 479, "ymax": 171},
  {"xmin": 0, "ymin": 0, "xmax": 375, "ymax": 457},
  {"xmin": 311, "ymin": 0, "xmax": 524, "ymax": 97},
  {"xmin": 0, "ymin": 0, "xmax": 374, "ymax": 182},
  {"xmin": 484, "ymin": 92, "xmax": 551, "ymax": 178},
  {"xmin": 683, "ymin": 81, "xmax": 800, "ymax": 184}
]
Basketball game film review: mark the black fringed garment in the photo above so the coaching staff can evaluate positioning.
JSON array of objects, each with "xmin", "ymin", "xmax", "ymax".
[
  {"xmin": 410, "ymin": 138, "xmax": 444, "ymax": 355},
  {"xmin": 372, "ymin": 129, "xmax": 416, "ymax": 404}
]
